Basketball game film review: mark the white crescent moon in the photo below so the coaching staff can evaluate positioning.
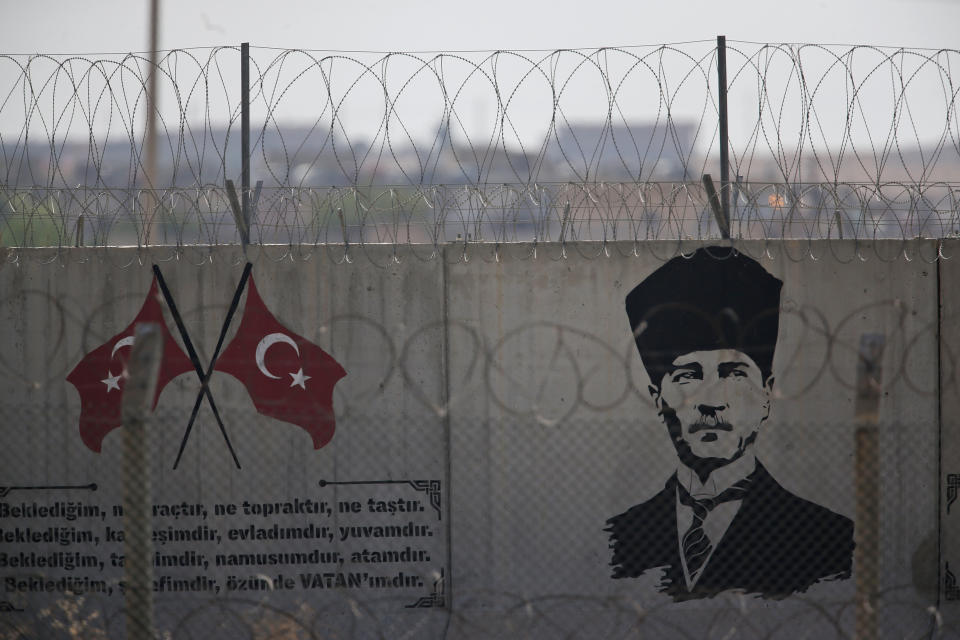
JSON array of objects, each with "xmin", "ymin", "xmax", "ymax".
[
  {"xmin": 255, "ymin": 333, "xmax": 300, "ymax": 379},
  {"xmin": 111, "ymin": 335, "xmax": 135, "ymax": 358}
]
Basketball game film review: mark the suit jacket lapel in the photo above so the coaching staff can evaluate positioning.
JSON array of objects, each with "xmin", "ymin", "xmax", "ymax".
[
  {"xmin": 628, "ymin": 480, "xmax": 682, "ymax": 570},
  {"xmin": 642, "ymin": 477, "xmax": 688, "ymax": 596}
]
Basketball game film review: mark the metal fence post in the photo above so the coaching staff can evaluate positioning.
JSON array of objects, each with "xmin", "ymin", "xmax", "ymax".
[
  {"xmin": 717, "ymin": 35, "xmax": 730, "ymax": 230},
  {"xmin": 854, "ymin": 333, "xmax": 885, "ymax": 640},
  {"xmin": 241, "ymin": 42, "xmax": 250, "ymax": 237},
  {"xmin": 121, "ymin": 322, "xmax": 162, "ymax": 640},
  {"xmin": 143, "ymin": 0, "xmax": 160, "ymax": 246}
]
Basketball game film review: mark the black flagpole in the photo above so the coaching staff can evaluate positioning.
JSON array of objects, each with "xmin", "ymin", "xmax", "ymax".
[
  {"xmin": 152, "ymin": 265, "xmax": 238, "ymax": 468},
  {"xmin": 153, "ymin": 263, "xmax": 252, "ymax": 469}
]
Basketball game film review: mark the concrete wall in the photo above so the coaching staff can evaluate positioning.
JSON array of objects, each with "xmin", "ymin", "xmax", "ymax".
[{"xmin": 0, "ymin": 240, "xmax": 952, "ymax": 638}]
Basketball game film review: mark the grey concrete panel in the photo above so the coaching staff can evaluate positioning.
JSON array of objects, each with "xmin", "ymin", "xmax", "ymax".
[
  {"xmin": 0, "ymin": 239, "xmax": 947, "ymax": 638},
  {"xmin": 940, "ymin": 238, "xmax": 960, "ymax": 628},
  {"xmin": 0, "ymin": 246, "xmax": 449, "ymax": 638},
  {"xmin": 445, "ymin": 240, "xmax": 940, "ymax": 638}
]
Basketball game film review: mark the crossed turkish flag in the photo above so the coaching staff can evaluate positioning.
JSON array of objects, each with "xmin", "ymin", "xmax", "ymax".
[
  {"xmin": 67, "ymin": 268, "xmax": 346, "ymax": 456},
  {"xmin": 66, "ymin": 278, "xmax": 193, "ymax": 452},
  {"xmin": 215, "ymin": 276, "xmax": 347, "ymax": 449}
]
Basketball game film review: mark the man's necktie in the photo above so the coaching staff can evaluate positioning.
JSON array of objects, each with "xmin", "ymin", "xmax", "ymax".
[{"xmin": 677, "ymin": 477, "xmax": 753, "ymax": 580}]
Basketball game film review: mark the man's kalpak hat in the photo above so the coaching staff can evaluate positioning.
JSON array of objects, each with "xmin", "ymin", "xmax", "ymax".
[{"xmin": 625, "ymin": 246, "xmax": 782, "ymax": 385}]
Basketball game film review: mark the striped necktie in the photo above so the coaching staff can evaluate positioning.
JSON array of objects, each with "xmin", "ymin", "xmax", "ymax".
[{"xmin": 677, "ymin": 476, "xmax": 753, "ymax": 579}]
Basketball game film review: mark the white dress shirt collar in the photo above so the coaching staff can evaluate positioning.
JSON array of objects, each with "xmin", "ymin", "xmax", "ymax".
[{"xmin": 676, "ymin": 451, "xmax": 757, "ymax": 499}]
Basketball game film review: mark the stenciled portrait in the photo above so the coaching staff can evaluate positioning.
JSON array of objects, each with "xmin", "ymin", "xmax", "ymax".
[{"xmin": 606, "ymin": 246, "xmax": 855, "ymax": 600}]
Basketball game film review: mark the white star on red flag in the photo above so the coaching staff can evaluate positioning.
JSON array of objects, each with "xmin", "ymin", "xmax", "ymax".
[
  {"xmin": 289, "ymin": 368, "xmax": 311, "ymax": 389},
  {"xmin": 101, "ymin": 371, "xmax": 122, "ymax": 392}
]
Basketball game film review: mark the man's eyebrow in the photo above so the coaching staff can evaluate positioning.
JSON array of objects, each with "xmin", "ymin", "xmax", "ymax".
[
  {"xmin": 667, "ymin": 362, "xmax": 703, "ymax": 374},
  {"xmin": 718, "ymin": 361, "xmax": 751, "ymax": 375}
]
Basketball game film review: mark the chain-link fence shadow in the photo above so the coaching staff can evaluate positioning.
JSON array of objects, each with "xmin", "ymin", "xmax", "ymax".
[{"xmin": 0, "ymin": 402, "xmax": 950, "ymax": 639}]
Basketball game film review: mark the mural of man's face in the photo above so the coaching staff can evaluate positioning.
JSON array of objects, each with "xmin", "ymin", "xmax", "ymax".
[{"xmin": 651, "ymin": 349, "xmax": 772, "ymax": 476}]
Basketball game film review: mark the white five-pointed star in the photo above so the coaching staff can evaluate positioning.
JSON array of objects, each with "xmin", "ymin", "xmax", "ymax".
[
  {"xmin": 101, "ymin": 370, "xmax": 122, "ymax": 392},
  {"xmin": 289, "ymin": 368, "xmax": 311, "ymax": 390}
]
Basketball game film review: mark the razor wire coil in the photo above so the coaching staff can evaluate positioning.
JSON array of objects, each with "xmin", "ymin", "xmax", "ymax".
[{"xmin": 1, "ymin": 42, "xmax": 959, "ymax": 260}]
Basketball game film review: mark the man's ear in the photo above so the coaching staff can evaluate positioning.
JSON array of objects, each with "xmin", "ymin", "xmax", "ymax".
[
  {"xmin": 648, "ymin": 384, "xmax": 661, "ymax": 410},
  {"xmin": 761, "ymin": 375, "xmax": 775, "ymax": 420}
]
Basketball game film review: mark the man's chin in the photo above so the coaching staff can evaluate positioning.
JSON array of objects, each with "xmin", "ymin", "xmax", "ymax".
[
  {"xmin": 686, "ymin": 435, "xmax": 743, "ymax": 462},
  {"xmin": 687, "ymin": 444, "xmax": 741, "ymax": 462}
]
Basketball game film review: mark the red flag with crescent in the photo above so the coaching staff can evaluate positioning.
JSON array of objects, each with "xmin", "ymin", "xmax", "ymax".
[
  {"xmin": 214, "ymin": 276, "xmax": 346, "ymax": 449},
  {"xmin": 66, "ymin": 278, "xmax": 194, "ymax": 452}
]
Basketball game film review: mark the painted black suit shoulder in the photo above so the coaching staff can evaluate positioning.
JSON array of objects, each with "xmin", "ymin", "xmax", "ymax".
[{"xmin": 606, "ymin": 463, "xmax": 854, "ymax": 600}]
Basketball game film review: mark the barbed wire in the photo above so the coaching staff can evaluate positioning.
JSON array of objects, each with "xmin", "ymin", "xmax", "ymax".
[
  {"xmin": 1, "ymin": 43, "xmax": 958, "ymax": 194},
  {"xmin": 0, "ymin": 297, "xmax": 949, "ymax": 420},
  {"xmin": 1, "ymin": 182, "xmax": 958, "ymax": 259},
  {"xmin": 0, "ymin": 585, "xmax": 950, "ymax": 639},
  {"xmin": 2, "ymin": 41, "xmax": 957, "ymax": 640}
]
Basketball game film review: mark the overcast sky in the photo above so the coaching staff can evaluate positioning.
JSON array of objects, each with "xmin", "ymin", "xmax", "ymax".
[
  {"xmin": 1, "ymin": 0, "xmax": 957, "ymax": 53},
  {"xmin": 1, "ymin": 0, "xmax": 957, "ymax": 151}
]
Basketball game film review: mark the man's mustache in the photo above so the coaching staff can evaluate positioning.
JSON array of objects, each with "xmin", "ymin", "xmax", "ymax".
[
  {"xmin": 659, "ymin": 406, "xmax": 733, "ymax": 433},
  {"xmin": 689, "ymin": 418, "xmax": 733, "ymax": 433}
]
